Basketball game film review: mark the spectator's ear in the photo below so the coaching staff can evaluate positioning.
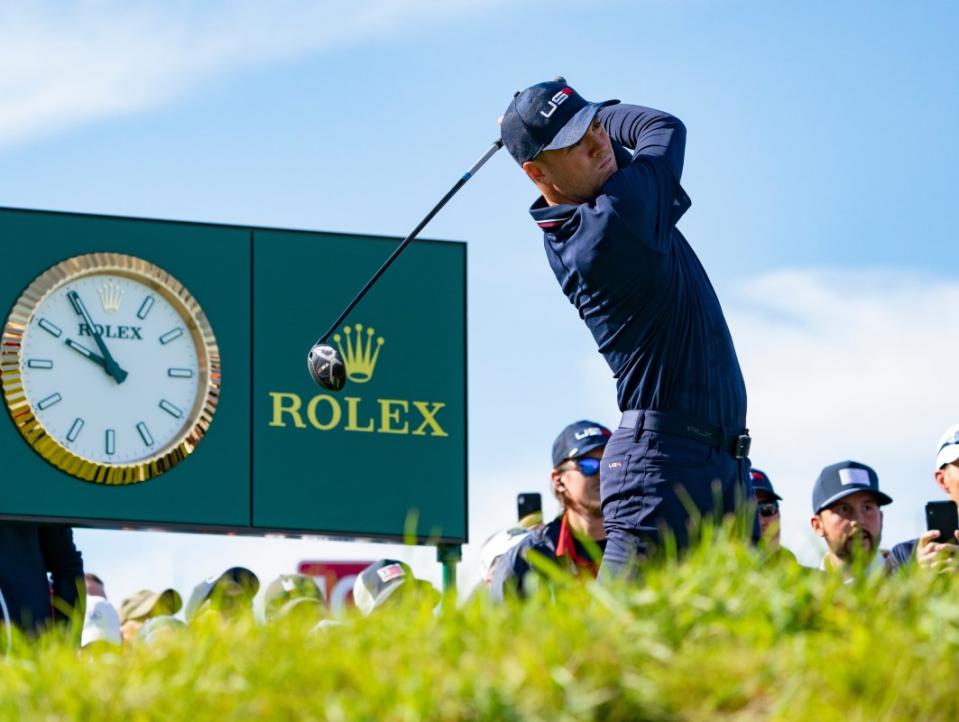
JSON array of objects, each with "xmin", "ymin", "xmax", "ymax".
[
  {"xmin": 810, "ymin": 514, "xmax": 825, "ymax": 538},
  {"xmin": 935, "ymin": 468, "xmax": 949, "ymax": 495},
  {"xmin": 550, "ymin": 469, "xmax": 567, "ymax": 504}
]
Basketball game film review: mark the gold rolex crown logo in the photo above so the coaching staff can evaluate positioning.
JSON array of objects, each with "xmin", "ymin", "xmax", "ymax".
[
  {"xmin": 98, "ymin": 280, "xmax": 123, "ymax": 313},
  {"xmin": 333, "ymin": 323, "xmax": 384, "ymax": 383}
]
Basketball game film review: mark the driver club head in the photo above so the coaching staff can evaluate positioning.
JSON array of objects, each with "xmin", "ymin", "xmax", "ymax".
[{"xmin": 307, "ymin": 343, "xmax": 347, "ymax": 392}]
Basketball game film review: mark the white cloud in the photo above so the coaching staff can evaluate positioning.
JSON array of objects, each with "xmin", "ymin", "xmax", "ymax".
[
  {"xmin": 729, "ymin": 268, "xmax": 959, "ymax": 562},
  {"xmin": 0, "ymin": 0, "xmax": 509, "ymax": 150}
]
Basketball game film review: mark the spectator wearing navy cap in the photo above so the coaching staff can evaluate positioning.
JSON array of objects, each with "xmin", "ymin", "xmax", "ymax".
[
  {"xmin": 890, "ymin": 424, "xmax": 959, "ymax": 570},
  {"xmin": 810, "ymin": 461, "xmax": 895, "ymax": 576},
  {"xmin": 750, "ymin": 469, "xmax": 783, "ymax": 548},
  {"xmin": 490, "ymin": 420, "xmax": 610, "ymax": 600}
]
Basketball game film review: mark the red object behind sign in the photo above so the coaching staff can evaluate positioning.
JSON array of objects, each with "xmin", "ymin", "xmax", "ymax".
[{"xmin": 297, "ymin": 561, "xmax": 372, "ymax": 612}]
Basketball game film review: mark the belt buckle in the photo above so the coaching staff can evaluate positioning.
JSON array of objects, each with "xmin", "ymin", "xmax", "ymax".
[{"xmin": 734, "ymin": 434, "xmax": 751, "ymax": 459}]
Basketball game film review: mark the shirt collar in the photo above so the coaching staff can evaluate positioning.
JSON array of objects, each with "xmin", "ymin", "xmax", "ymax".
[{"xmin": 529, "ymin": 195, "xmax": 578, "ymax": 231}]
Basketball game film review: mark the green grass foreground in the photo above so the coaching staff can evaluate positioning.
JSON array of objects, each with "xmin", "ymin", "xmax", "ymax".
[{"xmin": 2, "ymin": 531, "xmax": 957, "ymax": 721}]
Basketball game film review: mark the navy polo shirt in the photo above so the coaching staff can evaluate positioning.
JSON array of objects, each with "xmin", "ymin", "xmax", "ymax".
[{"xmin": 530, "ymin": 104, "xmax": 747, "ymax": 430}]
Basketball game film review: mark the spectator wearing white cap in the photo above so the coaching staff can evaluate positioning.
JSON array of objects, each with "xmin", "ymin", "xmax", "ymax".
[
  {"xmin": 81, "ymin": 596, "xmax": 121, "ymax": 651},
  {"xmin": 891, "ymin": 424, "xmax": 959, "ymax": 570},
  {"xmin": 478, "ymin": 526, "xmax": 532, "ymax": 590}
]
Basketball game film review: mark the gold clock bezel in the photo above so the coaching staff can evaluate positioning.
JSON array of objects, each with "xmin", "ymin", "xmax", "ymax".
[{"xmin": 1, "ymin": 252, "xmax": 220, "ymax": 485}]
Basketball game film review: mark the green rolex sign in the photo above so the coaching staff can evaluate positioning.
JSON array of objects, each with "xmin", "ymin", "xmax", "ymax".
[{"xmin": 0, "ymin": 208, "xmax": 467, "ymax": 544}]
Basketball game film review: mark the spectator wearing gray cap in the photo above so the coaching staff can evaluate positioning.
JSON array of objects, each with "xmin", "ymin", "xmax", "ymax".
[
  {"xmin": 891, "ymin": 424, "xmax": 959, "ymax": 570},
  {"xmin": 185, "ymin": 567, "xmax": 259, "ymax": 622},
  {"xmin": 264, "ymin": 574, "xmax": 326, "ymax": 623},
  {"xmin": 490, "ymin": 420, "xmax": 611, "ymax": 600},
  {"xmin": 352, "ymin": 560, "xmax": 438, "ymax": 616},
  {"xmin": 810, "ymin": 461, "xmax": 894, "ymax": 576}
]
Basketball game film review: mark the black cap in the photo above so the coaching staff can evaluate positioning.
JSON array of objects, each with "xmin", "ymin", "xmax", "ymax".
[
  {"xmin": 551, "ymin": 420, "xmax": 612, "ymax": 468},
  {"xmin": 500, "ymin": 78, "xmax": 619, "ymax": 165},
  {"xmin": 811, "ymin": 460, "xmax": 893, "ymax": 514},
  {"xmin": 750, "ymin": 468, "xmax": 782, "ymax": 501}
]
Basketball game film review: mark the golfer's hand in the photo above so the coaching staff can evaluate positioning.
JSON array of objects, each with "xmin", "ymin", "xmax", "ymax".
[{"xmin": 916, "ymin": 529, "xmax": 959, "ymax": 571}]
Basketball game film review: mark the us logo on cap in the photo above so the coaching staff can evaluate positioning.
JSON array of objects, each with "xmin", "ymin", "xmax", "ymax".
[
  {"xmin": 838, "ymin": 468, "xmax": 870, "ymax": 486},
  {"xmin": 376, "ymin": 564, "xmax": 406, "ymax": 583},
  {"xmin": 540, "ymin": 87, "xmax": 573, "ymax": 119}
]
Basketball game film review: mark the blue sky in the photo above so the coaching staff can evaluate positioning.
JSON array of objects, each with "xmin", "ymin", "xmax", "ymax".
[{"xmin": 1, "ymin": 0, "xmax": 957, "ymax": 603}]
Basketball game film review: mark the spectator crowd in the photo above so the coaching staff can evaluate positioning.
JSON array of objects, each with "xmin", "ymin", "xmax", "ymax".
[{"xmin": 2, "ymin": 421, "xmax": 958, "ymax": 649}]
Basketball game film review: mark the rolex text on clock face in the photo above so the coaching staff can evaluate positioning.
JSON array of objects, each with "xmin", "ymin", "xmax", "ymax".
[{"xmin": 2, "ymin": 253, "xmax": 220, "ymax": 483}]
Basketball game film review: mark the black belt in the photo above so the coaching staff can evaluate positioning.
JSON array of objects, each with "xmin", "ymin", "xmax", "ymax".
[{"xmin": 619, "ymin": 410, "xmax": 751, "ymax": 459}]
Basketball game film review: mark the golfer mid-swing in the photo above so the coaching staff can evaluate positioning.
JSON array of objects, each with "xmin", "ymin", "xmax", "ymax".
[{"xmin": 500, "ymin": 79, "xmax": 754, "ymax": 577}]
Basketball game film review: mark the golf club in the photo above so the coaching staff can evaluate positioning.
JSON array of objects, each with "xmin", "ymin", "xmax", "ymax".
[{"xmin": 307, "ymin": 138, "xmax": 504, "ymax": 391}]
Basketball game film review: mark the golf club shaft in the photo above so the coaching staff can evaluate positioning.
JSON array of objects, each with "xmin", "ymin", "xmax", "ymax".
[{"xmin": 313, "ymin": 139, "xmax": 503, "ymax": 346}]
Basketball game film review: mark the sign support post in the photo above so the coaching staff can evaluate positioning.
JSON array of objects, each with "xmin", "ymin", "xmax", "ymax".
[{"xmin": 437, "ymin": 543, "xmax": 462, "ymax": 594}]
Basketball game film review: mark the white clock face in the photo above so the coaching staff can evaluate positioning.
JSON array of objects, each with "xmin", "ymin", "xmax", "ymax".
[{"xmin": 19, "ymin": 273, "xmax": 203, "ymax": 464}]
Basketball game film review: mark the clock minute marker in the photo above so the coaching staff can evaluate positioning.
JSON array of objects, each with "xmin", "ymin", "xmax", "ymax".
[
  {"xmin": 159, "ymin": 399, "xmax": 183, "ymax": 419},
  {"xmin": 159, "ymin": 327, "xmax": 184, "ymax": 345},
  {"xmin": 38, "ymin": 319, "xmax": 62, "ymax": 337},
  {"xmin": 66, "ymin": 418, "xmax": 84, "ymax": 442},
  {"xmin": 37, "ymin": 392, "xmax": 62, "ymax": 410},
  {"xmin": 137, "ymin": 295, "xmax": 155, "ymax": 320},
  {"xmin": 136, "ymin": 422, "xmax": 154, "ymax": 446}
]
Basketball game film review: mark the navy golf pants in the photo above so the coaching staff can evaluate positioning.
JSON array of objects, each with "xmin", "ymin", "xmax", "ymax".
[{"xmin": 598, "ymin": 424, "xmax": 755, "ymax": 580}]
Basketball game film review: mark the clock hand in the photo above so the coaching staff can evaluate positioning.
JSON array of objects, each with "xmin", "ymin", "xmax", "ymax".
[
  {"xmin": 66, "ymin": 290, "xmax": 128, "ymax": 384},
  {"xmin": 64, "ymin": 338, "xmax": 109, "ymax": 371}
]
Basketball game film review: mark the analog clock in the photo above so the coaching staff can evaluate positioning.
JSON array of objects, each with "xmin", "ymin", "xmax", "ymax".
[{"xmin": 1, "ymin": 253, "xmax": 220, "ymax": 484}]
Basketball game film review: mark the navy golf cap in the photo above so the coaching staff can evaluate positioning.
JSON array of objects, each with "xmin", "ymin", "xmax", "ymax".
[
  {"xmin": 811, "ymin": 460, "xmax": 893, "ymax": 514},
  {"xmin": 500, "ymin": 78, "xmax": 619, "ymax": 165},
  {"xmin": 749, "ymin": 468, "xmax": 782, "ymax": 501},
  {"xmin": 552, "ymin": 420, "xmax": 612, "ymax": 468}
]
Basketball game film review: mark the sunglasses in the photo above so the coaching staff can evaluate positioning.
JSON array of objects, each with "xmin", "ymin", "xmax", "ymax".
[
  {"xmin": 562, "ymin": 457, "xmax": 602, "ymax": 476},
  {"xmin": 758, "ymin": 501, "xmax": 780, "ymax": 518}
]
